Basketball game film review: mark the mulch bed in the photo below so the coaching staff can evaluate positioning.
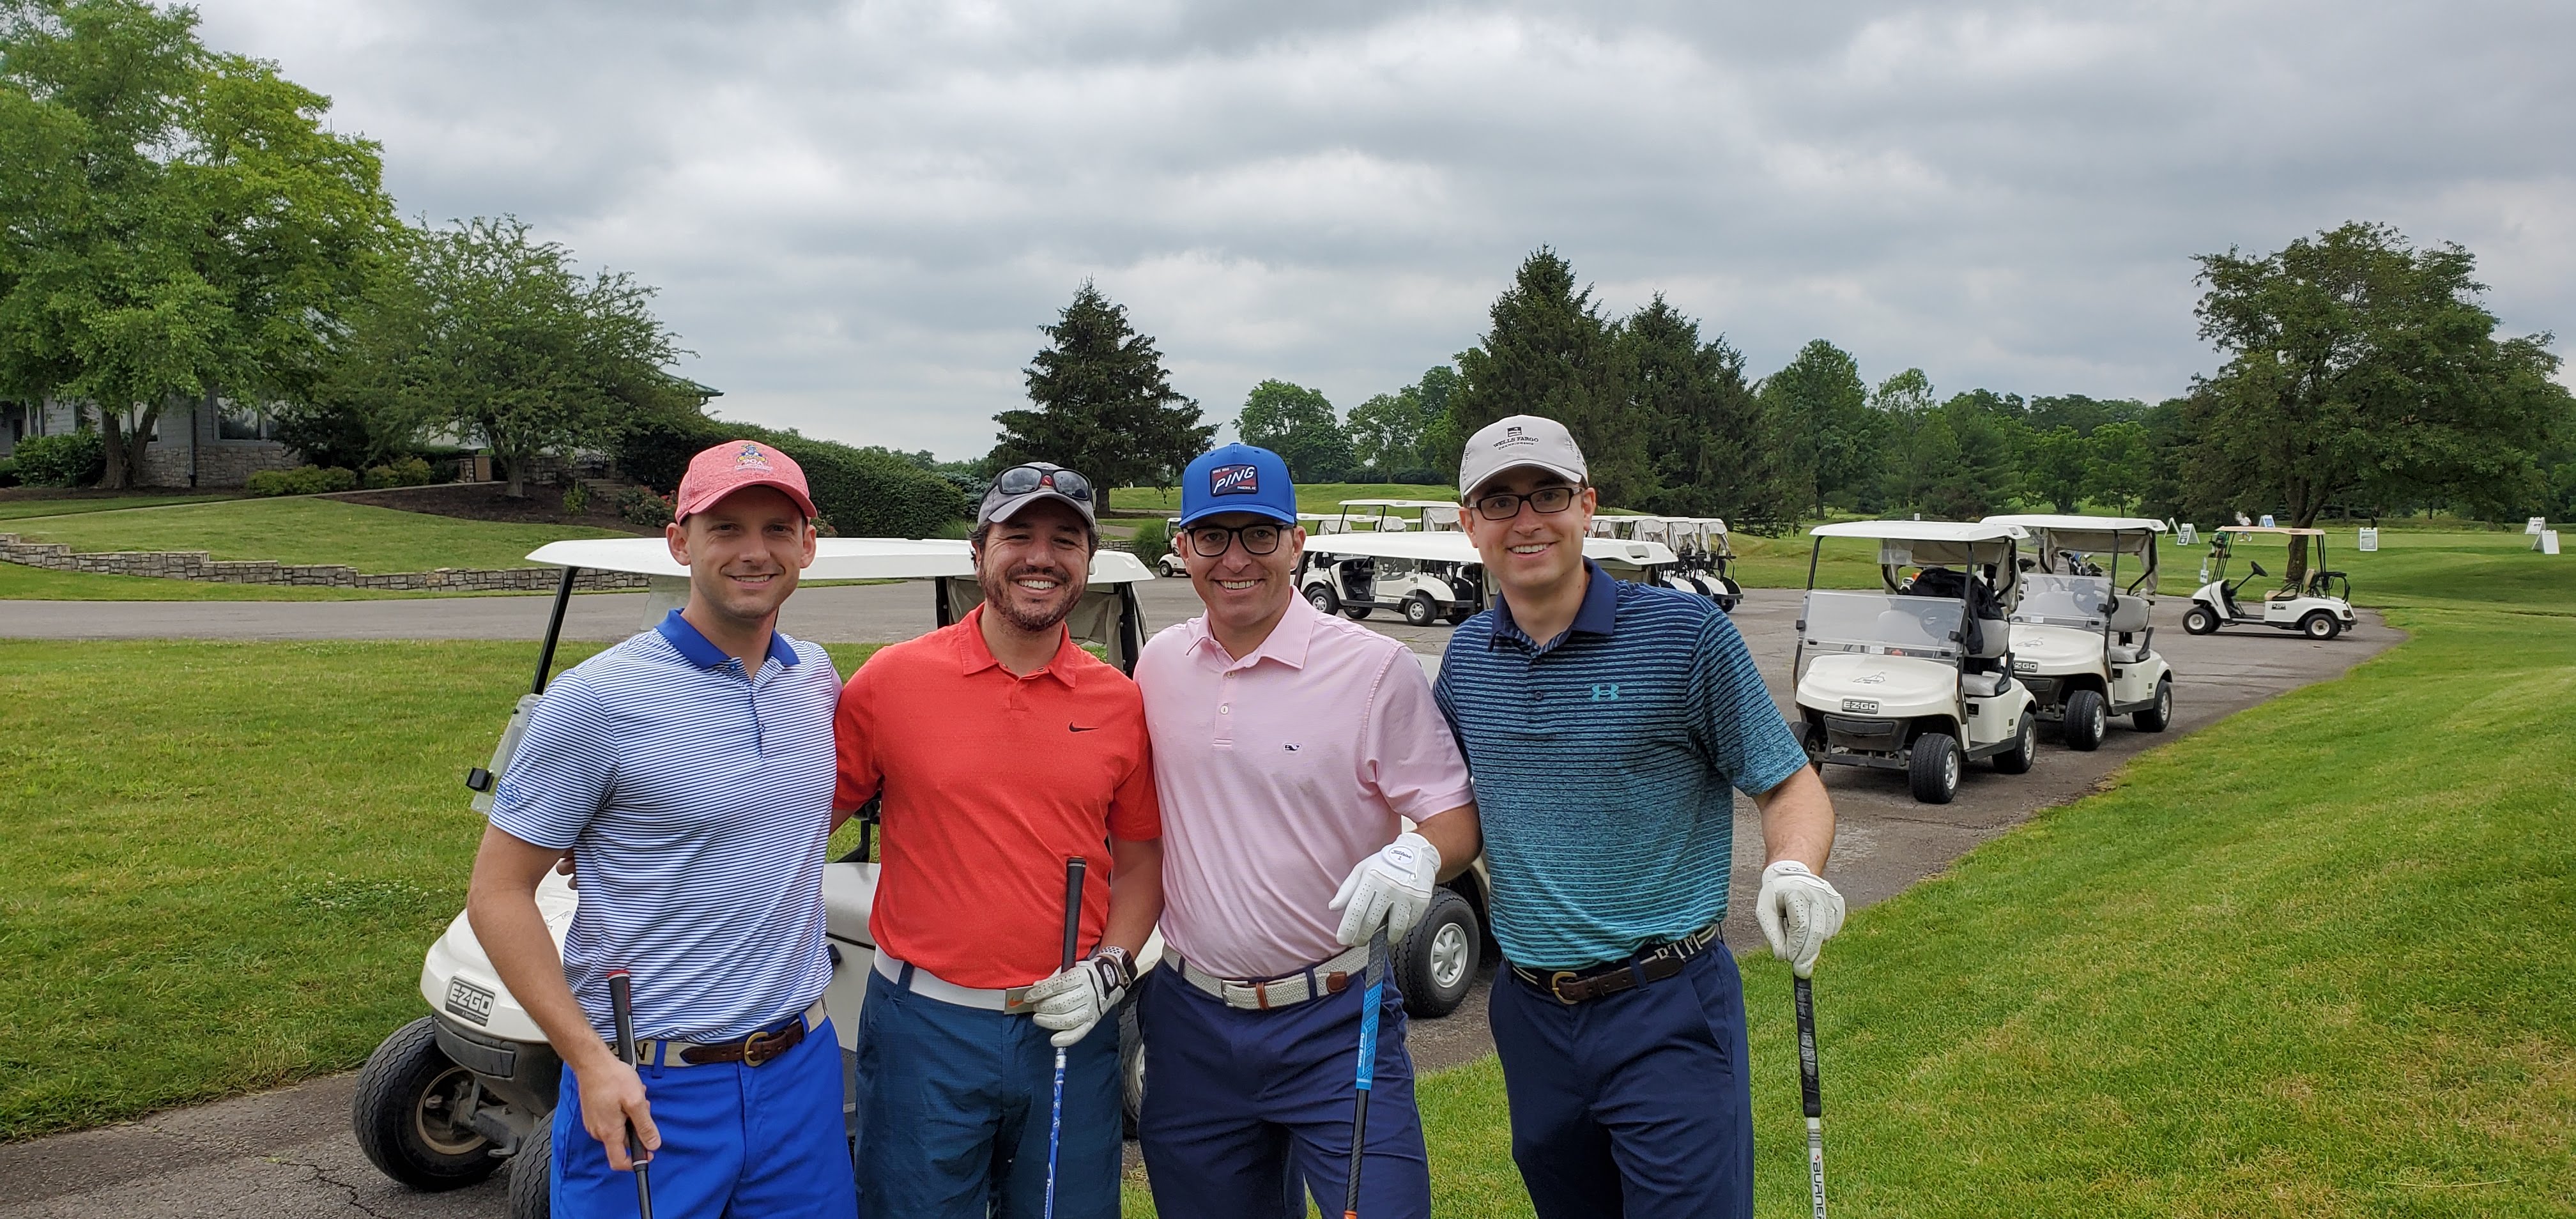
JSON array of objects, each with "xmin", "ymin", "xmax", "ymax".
[{"xmin": 323, "ymin": 482, "xmax": 644, "ymax": 533}]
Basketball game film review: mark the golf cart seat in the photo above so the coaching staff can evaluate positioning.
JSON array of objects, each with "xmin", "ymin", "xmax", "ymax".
[
  {"xmin": 1961, "ymin": 670, "xmax": 2012, "ymax": 698},
  {"xmin": 2105, "ymin": 595, "xmax": 2150, "ymax": 634},
  {"xmin": 2108, "ymin": 641, "xmax": 2152, "ymax": 665}
]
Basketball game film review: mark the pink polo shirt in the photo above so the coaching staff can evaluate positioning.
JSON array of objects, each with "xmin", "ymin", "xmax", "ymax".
[{"xmin": 1136, "ymin": 595, "xmax": 1475, "ymax": 980}]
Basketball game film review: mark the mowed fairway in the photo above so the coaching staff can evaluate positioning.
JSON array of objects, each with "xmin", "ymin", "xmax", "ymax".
[
  {"xmin": 0, "ymin": 639, "xmax": 881, "ymax": 1142},
  {"xmin": 4, "ymin": 497, "xmax": 632, "ymax": 573}
]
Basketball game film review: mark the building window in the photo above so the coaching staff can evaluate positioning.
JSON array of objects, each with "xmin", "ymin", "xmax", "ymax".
[{"xmin": 217, "ymin": 402, "xmax": 279, "ymax": 441}]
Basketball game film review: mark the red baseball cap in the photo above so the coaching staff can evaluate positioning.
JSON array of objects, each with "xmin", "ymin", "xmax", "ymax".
[{"xmin": 674, "ymin": 440, "xmax": 816, "ymax": 523}]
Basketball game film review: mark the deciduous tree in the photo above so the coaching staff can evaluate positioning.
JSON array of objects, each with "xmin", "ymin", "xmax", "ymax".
[{"xmin": 1236, "ymin": 378, "xmax": 1351, "ymax": 482}]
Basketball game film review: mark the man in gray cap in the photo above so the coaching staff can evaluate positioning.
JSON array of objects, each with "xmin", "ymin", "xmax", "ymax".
[{"xmin": 834, "ymin": 461, "xmax": 1165, "ymax": 1219}]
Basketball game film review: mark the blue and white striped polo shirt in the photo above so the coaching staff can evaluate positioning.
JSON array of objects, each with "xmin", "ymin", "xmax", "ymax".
[
  {"xmin": 489, "ymin": 610, "xmax": 839, "ymax": 1043},
  {"xmin": 1435, "ymin": 560, "xmax": 1806, "ymax": 969}
]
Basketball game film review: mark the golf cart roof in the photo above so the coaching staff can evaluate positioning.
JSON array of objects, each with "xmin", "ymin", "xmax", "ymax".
[
  {"xmin": 2216, "ymin": 525, "xmax": 2326, "ymax": 537},
  {"xmin": 1809, "ymin": 521, "xmax": 2027, "ymax": 544},
  {"xmin": 523, "ymin": 537, "xmax": 1156, "ymax": 583},
  {"xmin": 1308, "ymin": 531, "xmax": 1678, "ymax": 568},
  {"xmin": 1982, "ymin": 514, "xmax": 2166, "ymax": 535}
]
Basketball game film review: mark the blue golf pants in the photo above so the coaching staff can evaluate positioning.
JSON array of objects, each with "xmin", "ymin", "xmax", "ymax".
[
  {"xmin": 551, "ymin": 1013, "xmax": 856, "ymax": 1218},
  {"xmin": 854, "ymin": 966, "xmax": 1121, "ymax": 1219},
  {"xmin": 1488, "ymin": 944, "xmax": 1754, "ymax": 1219},
  {"xmin": 1135, "ymin": 965, "xmax": 1431, "ymax": 1218}
]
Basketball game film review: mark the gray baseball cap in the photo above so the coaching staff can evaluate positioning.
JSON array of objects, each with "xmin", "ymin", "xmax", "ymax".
[
  {"xmin": 1459, "ymin": 415, "xmax": 1588, "ymax": 497},
  {"xmin": 977, "ymin": 462, "xmax": 1098, "ymax": 527}
]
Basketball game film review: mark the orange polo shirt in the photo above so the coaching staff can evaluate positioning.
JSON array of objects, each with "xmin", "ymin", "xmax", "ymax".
[{"xmin": 834, "ymin": 605, "xmax": 1160, "ymax": 989}]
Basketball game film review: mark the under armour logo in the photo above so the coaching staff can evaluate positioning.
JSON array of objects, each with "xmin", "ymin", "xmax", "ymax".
[
  {"xmin": 1283, "ymin": 743, "xmax": 1301, "ymax": 751},
  {"xmin": 1590, "ymin": 683, "xmax": 1620, "ymax": 702}
]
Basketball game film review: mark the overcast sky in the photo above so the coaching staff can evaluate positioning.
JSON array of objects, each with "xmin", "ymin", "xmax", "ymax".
[{"xmin": 194, "ymin": 1, "xmax": 2575, "ymax": 461}]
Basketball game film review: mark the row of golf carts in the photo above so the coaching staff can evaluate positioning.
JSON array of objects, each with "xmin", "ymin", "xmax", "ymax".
[{"xmin": 353, "ymin": 538, "xmax": 1499, "ymax": 1218}]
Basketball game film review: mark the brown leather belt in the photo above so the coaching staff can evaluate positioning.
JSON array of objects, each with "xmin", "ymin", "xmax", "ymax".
[
  {"xmin": 1508, "ymin": 922, "xmax": 1724, "ymax": 1006},
  {"xmin": 641, "ymin": 999, "xmax": 825, "ymax": 1068}
]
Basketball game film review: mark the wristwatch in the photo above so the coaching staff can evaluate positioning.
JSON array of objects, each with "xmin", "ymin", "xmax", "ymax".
[{"xmin": 1091, "ymin": 944, "xmax": 1137, "ymax": 990}]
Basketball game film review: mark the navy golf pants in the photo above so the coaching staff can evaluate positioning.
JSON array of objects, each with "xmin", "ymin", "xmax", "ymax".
[
  {"xmin": 1135, "ymin": 966, "xmax": 1432, "ymax": 1218},
  {"xmin": 1489, "ymin": 944, "xmax": 1754, "ymax": 1219},
  {"xmin": 854, "ymin": 967, "xmax": 1121, "ymax": 1219},
  {"xmin": 551, "ymin": 1013, "xmax": 857, "ymax": 1218}
]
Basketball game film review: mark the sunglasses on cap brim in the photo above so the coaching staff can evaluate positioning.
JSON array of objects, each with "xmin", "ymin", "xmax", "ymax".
[{"xmin": 992, "ymin": 465, "xmax": 1093, "ymax": 501}]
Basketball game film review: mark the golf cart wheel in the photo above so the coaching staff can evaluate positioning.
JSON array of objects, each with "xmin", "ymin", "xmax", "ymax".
[
  {"xmin": 1445, "ymin": 608, "xmax": 1474, "ymax": 625},
  {"xmin": 1908, "ymin": 733, "xmax": 1961, "ymax": 804},
  {"xmin": 2182, "ymin": 606, "xmax": 2218, "ymax": 636},
  {"xmin": 2134, "ymin": 677, "xmax": 2174, "ymax": 732},
  {"xmin": 2062, "ymin": 689, "xmax": 2107, "ymax": 751},
  {"xmin": 1398, "ymin": 889, "xmax": 1480, "ymax": 1018},
  {"xmin": 352, "ymin": 1016, "xmax": 500, "ymax": 1190},
  {"xmin": 1402, "ymin": 594, "xmax": 1438, "ymax": 627},
  {"xmin": 1158, "ymin": 555, "xmax": 1184, "ymax": 578},
  {"xmin": 1345, "ymin": 606, "xmax": 1373, "ymax": 620},
  {"xmin": 2301, "ymin": 611, "xmax": 2341, "ymax": 641},
  {"xmin": 1798, "ymin": 719, "xmax": 1828, "ymax": 770},
  {"xmin": 1118, "ymin": 1000, "xmax": 1145, "ymax": 1138},
  {"xmin": 506, "ymin": 1121, "xmax": 552, "ymax": 1219},
  {"xmin": 1993, "ymin": 711, "xmax": 2037, "ymax": 774},
  {"xmin": 1306, "ymin": 585, "xmax": 1340, "ymax": 615}
]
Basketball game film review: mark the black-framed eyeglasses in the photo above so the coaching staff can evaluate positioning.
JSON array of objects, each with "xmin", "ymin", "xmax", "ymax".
[
  {"xmin": 992, "ymin": 464, "xmax": 1092, "ymax": 502},
  {"xmin": 1186, "ymin": 522, "xmax": 1285, "ymax": 558},
  {"xmin": 1471, "ymin": 485, "xmax": 1578, "ymax": 521}
]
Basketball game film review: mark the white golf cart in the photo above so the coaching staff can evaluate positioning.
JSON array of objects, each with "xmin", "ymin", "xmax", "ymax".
[
  {"xmin": 351, "ymin": 537, "xmax": 1160, "ymax": 1216},
  {"xmin": 1326, "ymin": 499, "xmax": 1462, "ymax": 534},
  {"xmin": 2182, "ymin": 525, "xmax": 2358, "ymax": 640},
  {"xmin": 1791, "ymin": 521, "xmax": 2041, "ymax": 804},
  {"xmin": 1154, "ymin": 516, "xmax": 1187, "ymax": 577},
  {"xmin": 1982, "ymin": 514, "xmax": 2175, "ymax": 749},
  {"xmin": 1636, "ymin": 517, "xmax": 1742, "ymax": 613},
  {"xmin": 1298, "ymin": 532, "xmax": 1682, "ymax": 627}
]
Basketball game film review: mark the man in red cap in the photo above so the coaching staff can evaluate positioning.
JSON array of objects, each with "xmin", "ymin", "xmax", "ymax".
[{"xmin": 469, "ymin": 439, "xmax": 859, "ymax": 1217}]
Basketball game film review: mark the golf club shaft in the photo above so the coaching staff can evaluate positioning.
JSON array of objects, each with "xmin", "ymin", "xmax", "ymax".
[
  {"xmin": 1043, "ymin": 857, "xmax": 1087, "ymax": 1219},
  {"xmin": 1342, "ymin": 926, "xmax": 1388, "ymax": 1219},
  {"xmin": 607, "ymin": 969, "xmax": 655, "ymax": 1219},
  {"xmin": 1796, "ymin": 974, "xmax": 1825, "ymax": 1219}
]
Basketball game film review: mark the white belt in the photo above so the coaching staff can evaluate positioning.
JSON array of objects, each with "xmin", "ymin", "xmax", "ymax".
[
  {"xmin": 637, "ymin": 999, "xmax": 826, "ymax": 1069},
  {"xmin": 873, "ymin": 949, "xmax": 1039, "ymax": 1014},
  {"xmin": 1174, "ymin": 944, "xmax": 1372, "ymax": 1012}
]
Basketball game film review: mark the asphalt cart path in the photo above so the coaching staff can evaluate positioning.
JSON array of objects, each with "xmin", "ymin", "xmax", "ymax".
[{"xmin": 0, "ymin": 584, "xmax": 2396, "ymax": 1219}]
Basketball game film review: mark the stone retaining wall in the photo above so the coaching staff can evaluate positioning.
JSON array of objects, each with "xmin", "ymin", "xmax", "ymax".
[{"xmin": 0, "ymin": 533, "xmax": 652, "ymax": 592}]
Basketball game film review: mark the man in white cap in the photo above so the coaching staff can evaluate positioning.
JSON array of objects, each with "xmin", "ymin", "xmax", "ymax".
[{"xmin": 1434, "ymin": 415, "xmax": 1845, "ymax": 1218}]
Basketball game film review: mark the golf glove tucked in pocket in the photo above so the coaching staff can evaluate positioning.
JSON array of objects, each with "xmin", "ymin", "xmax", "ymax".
[
  {"xmin": 1756, "ymin": 859, "xmax": 1846, "ymax": 978},
  {"xmin": 1329, "ymin": 831, "xmax": 1441, "ymax": 948}
]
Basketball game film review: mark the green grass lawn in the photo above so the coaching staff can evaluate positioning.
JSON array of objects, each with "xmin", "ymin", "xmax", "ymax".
[
  {"xmin": 0, "ymin": 562, "xmax": 463, "ymax": 601},
  {"xmin": 6, "ymin": 498, "xmax": 633, "ymax": 573},
  {"xmin": 0, "ymin": 493, "xmax": 247, "ymax": 521},
  {"xmin": 0, "ymin": 639, "xmax": 880, "ymax": 1142}
]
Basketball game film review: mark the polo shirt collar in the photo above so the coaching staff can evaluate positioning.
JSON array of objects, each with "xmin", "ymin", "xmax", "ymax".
[
  {"xmin": 954, "ymin": 603, "xmax": 1082, "ymax": 687},
  {"xmin": 1489, "ymin": 558, "xmax": 1620, "ymax": 653},
  {"xmin": 1184, "ymin": 592, "xmax": 1315, "ymax": 671},
  {"xmin": 656, "ymin": 608, "xmax": 801, "ymax": 670}
]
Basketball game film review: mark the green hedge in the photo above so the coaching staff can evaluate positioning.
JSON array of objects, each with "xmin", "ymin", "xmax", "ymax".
[
  {"xmin": 616, "ymin": 415, "xmax": 967, "ymax": 539},
  {"xmin": 245, "ymin": 466, "xmax": 360, "ymax": 496},
  {"xmin": 12, "ymin": 433, "xmax": 104, "ymax": 488}
]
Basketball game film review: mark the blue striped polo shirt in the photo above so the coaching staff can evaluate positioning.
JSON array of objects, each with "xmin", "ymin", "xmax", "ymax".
[
  {"xmin": 1435, "ymin": 560, "xmax": 1805, "ymax": 969},
  {"xmin": 489, "ymin": 610, "xmax": 839, "ymax": 1043}
]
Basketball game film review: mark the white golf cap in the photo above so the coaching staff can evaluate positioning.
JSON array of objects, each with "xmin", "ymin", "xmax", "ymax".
[{"xmin": 1459, "ymin": 414, "xmax": 1588, "ymax": 496}]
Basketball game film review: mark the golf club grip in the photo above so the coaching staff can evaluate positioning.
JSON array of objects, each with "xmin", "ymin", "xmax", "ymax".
[
  {"xmin": 1795, "ymin": 974, "xmax": 1821, "ymax": 1118},
  {"xmin": 1060, "ymin": 857, "xmax": 1087, "ymax": 971},
  {"xmin": 606, "ymin": 970, "xmax": 655, "ymax": 1218}
]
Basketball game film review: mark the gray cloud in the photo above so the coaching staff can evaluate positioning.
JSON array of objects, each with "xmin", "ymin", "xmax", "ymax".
[{"xmin": 196, "ymin": 0, "xmax": 2576, "ymax": 457}]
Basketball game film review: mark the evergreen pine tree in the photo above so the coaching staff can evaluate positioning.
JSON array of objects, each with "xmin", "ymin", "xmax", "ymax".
[
  {"xmin": 992, "ymin": 281, "xmax": 1214, "ymax": 491},
  {"xmin": 1450, "ymin": 249, "xmax": 1648, "ymax": 503}
]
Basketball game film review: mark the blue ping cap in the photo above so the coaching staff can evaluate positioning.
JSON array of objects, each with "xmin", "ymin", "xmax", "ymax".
[{"xmin": 1179, "ymin": 443, "xmax": 1298, "ymax": 527}]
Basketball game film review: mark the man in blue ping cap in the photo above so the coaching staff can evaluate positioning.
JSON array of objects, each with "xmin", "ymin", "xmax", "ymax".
[{"xmin": 1131, "ymin": 443, "xmax": 1480, "ymax": 1218}]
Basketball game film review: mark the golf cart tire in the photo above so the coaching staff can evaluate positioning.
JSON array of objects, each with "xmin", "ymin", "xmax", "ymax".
[
  {"xmin": 507, "ymin": 1122, "xmax": 551, "ymax": 1219},
  {"xmin": 2301, "ymin": 611, "xmax": 2341, "ymax": 641},
  {"xmin": 2134, "ymin": 677, "xmax": 2174, "ymax": 732},
  {"xmin": 1399, "ymin": 890, "xmax": 1480, "ymax": 1018},
  {"xmin": 1993, "ymin": 711, "xmax": 2037, "ymax": 774},
  {"xmin": 1307, "ymin": 585, "xmax": 1340, "ymax": 615},
  {"xmin": 1118, "ymin": 1000, "xmax": 1145, "ymax": 1138},
  {"xmin": 352, "ymin": 1016, "xmax": 500, "ymax": 1191},
  {"xmin": 2061, "ymin": 689, "xmax": 2107, "ymax": 751},
  {"xmin": 1345, "ymin": 606, "xmax": 1373, "ymax": 620},
  {"xmin": 1446, "ymin": 608, "xmax": 1474, "ymax": 625},
  {"xmin": 2182, "ymin": 606, "xmax": 2218, "ymax": 635},
  {"xmin": 1908, "ymin": 733, "xmax": 1961, "ymax": 804},
  {"xmin": 1403, "ymin": 594, "xmax": 1439, "ymax": 627}
]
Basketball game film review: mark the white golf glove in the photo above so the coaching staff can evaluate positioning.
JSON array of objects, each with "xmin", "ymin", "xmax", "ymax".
[
  {"xmin": 1022, "ymin": 951, "xmax": 1130, "ymax": 1049},
  {"xmin": 1329, "ymin": 831, "xmax": 1441, "ymax": 947},
  {"xmin": 1756, "ymin": 860, "xmax": 1846, "ymax": 979}
]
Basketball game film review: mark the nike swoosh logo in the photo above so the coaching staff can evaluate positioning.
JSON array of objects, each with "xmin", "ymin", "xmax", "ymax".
[{"xmin": 1069, "ymin": 724, "xmax": 1102, "ymax": 733}]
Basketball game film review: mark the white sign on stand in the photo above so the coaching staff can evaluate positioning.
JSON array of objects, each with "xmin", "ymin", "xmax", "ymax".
[
  {"xmin": 2544, "ymin": 530, "xmax": 2561, "ymax": 556},
  {"xmin": 2528, "ymin": 517, "xmax": 2548, "ymax": 536},
  {"xmin": 2259, "ymin": 514, "xmax": 2276, "ymax": 527},
  {"xmin": 2358, "ymin": 527, "xmax": 2379, "ymax": 552},
  {"xmin": 2177, "ymin": 523, "xmax": 2197, "ymax": 546}
]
